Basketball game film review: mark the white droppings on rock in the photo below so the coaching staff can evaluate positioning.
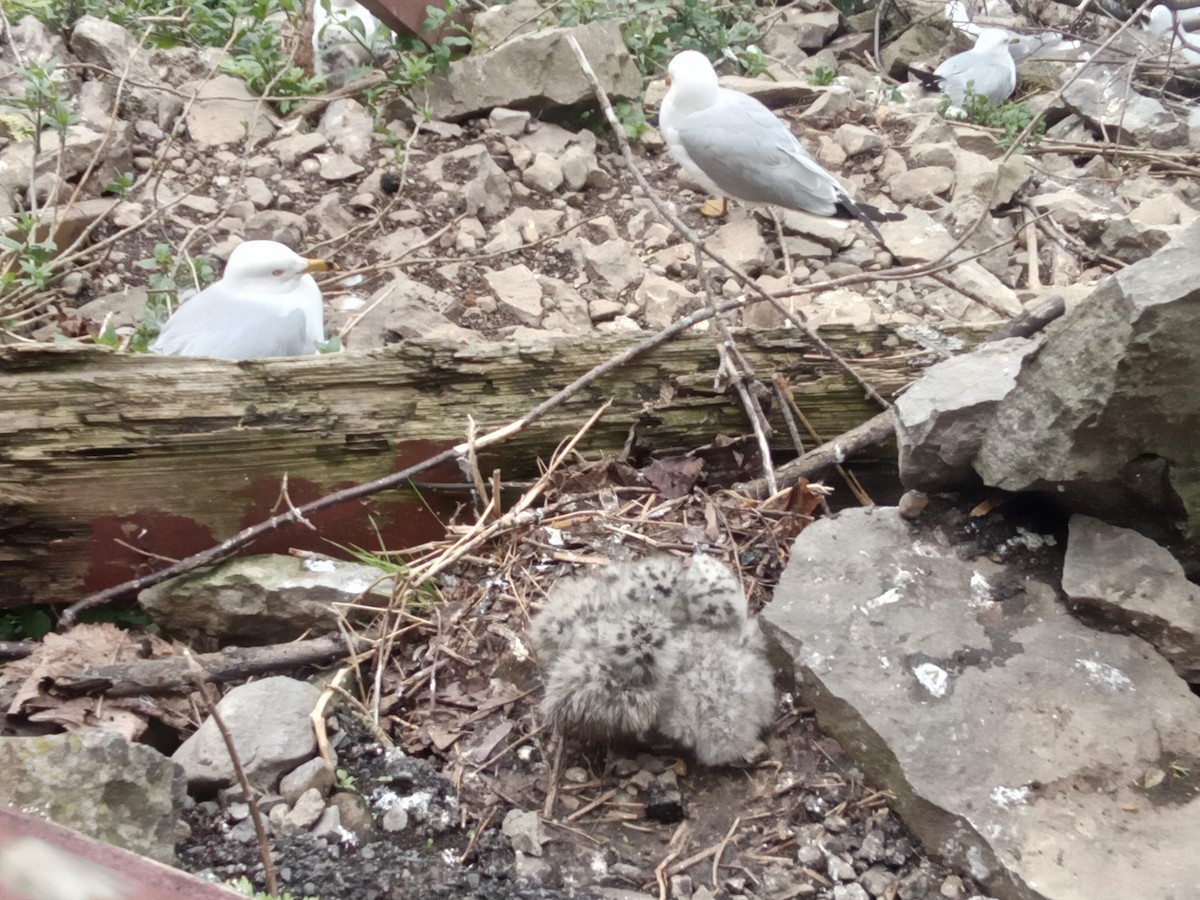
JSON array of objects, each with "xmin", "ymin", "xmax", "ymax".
[
  {"xmin": 1075, "ymin": 658, "xmax": 1134, "ymax": 691},
  {"xmin": 991, "ymin": 785, "xmax": 1030, "ymax": 808},
  {"xmin": 912, "ymin": 662, "xmax": 950, "ymax": 698},
  {"xmin": 863, "ymin": 587, "xmax": 903, "ymax": 612},
  {"xmin": 969, "ymin": 571, "xmax": 992, "ymax": 606}
]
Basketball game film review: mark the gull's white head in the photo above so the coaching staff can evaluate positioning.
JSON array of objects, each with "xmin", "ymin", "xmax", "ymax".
[
  {"xmin": 973, "ymin": 28, "xmax": 1019, "ymax": 53},
  {"xmin": 222, "ymin": 240, "xmax": 331, "ymax": 296},
  {"xmin": 1145, "ymin": 5, "xmax": 1174, "ymax": 35},
  {"xmin": 665, "ymin": 50, "xmax": 720, "ymax": 109}
]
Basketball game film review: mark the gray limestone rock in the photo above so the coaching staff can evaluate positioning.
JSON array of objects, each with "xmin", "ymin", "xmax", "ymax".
[
  {"xmin": 182, "ymin": 74, "xmax": 277, "ymax": 147},
  {"xmin": 889, "ymin": 166, "xmax": 955, "ymax": 207},
  {"xmin": 69, "ymin": 16, "xmax": 153, "ymax": 85},
  {"xmin": 704, "ymin": 217, "xmax": 772, "ymax": 278},
  {"xmin": 1063, "ymin": 514, "xmax": 1200, "ymax": 681},
  {"xmin": 243, "ymin": 209, "xmax": 308, "ymax": 247},
  {"xmin": 423, "ymin": 21, "xmax": 642, "ymax": 122},
  {"xmin": 877, "ymin": 209, "xmax": 1021, "ymax": 318},
  {"xmin": 139, "ymin": 553, "xmax": 392, "ymax": 643},
  {"xmin": 764, "ymin": 506, "xmax": 1200, "ymax": 900},
  {"xmin": 583, "ymin": 238, "xmax": 646, "ymax": 296},
  {"xmin": 1062, "ymin": 71, "xmax": 1188, "ymax": 149},
  {"xmin": 484, "ymin": 263, "xmax": 544, "ymax": 325},
  {"xmin": 172, "ymin": 676, "xmax": 321, "ymax": 793},
  {"xmin": 501, "ymin": 808, "xmax": 548, "ymax": 857},
  {"xmin": 975, "ymin": 220, "xmax": 1200, "ymax": 566},
  {"xmin": 270, "ymin": 131, "xmax": 328, "ymax": 166},
  {"xmin": 895, "ymin": 338, "xmax": 1041, "ymax": 492},
  {"xmin": 280, "ymin": 756, "xmax": 336, "ymax": 805},
  {"xmin": 318, "ymin": 98, "xmax": 373, "ymax": 162},
  {"xmin": 834, "ymin": 124, "xmax": 883, "ymax": 158},
  {"xmin": 761, "ymin": 8, "xmax": 841, "ymax": 56},
  {"xmin": 0, "ymin": 730, "xmax": 186, "ymax": 864},
  {"xmin": 521, "ymin": 152, "xmax": 564, "ymax": 194}
]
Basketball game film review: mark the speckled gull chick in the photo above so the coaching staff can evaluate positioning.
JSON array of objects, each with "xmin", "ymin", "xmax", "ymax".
[
  {"xmin": 918, "ymin": 28, "xmax": 1020, "ymax": 108},
  {"xmin": 151, "ymin": 240, "xmax": 331, "ymax": 360},
  {"xmin": 529, "ymin": 554, "xmax": 776, "ymax": 765},
  {"xmin": 658, "ymin": 50, "xmax": 902, "ymax": 243}
]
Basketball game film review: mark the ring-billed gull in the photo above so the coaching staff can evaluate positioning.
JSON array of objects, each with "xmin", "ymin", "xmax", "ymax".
[
  {"xmin": 151, "ymin": 240, "xmax": 331, "ymax": 360},
  {"xmin": 658, "ymin": 50, "xmax": 901, "ymax": 243},
  {"xmin": 916, "ymin": 28, "xmax": 1020, "ymax": 108}
]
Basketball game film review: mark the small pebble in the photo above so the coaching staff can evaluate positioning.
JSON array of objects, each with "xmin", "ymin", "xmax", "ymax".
[{"xmin": 898, "ymin": 490, "xmax": 930, "ymax": 520}]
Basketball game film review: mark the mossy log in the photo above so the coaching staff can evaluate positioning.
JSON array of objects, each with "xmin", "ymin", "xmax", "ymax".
[{"xmin": 0, "ymin": 325, "xmax": 983, "ymax": 606}]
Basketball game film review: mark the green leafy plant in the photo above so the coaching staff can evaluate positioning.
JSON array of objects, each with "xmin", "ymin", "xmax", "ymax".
[
  {"xmin": 809, "ymin": 63, "xmax": 836, "ymax": 86},
  {"xmin": 613, "ymin": 100, "xmax": 648, "ymax": 140},
  {"xmin": 0, "ymin": 605, "xmax": 54, "ymax": 641},
  {"xmin": 104, "ymin": 171, "xmax": 135, "ymax": 198},
  {"xmin": 130, "ymin": 243, "xmax": 217, "ymax": 351},
  {"xmin": 0, "ymin": 599, "xmax": 149, "ymax": 641},
  {"xmin": 0, "ymin": 216, "xmax": 57, "ymax": 294},
  {"xmin": 939, "ymin": 84, "xmax": 1045, "ymax": 150},
  {"xmin": 555, "ymin": 0, "xmax": 771, "ymax": 76}
]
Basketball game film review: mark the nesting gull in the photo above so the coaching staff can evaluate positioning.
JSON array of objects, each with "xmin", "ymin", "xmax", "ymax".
[
  {"xmin": 658, "ymin": 50, "xmax": 901, "ymax": 243},
  {"xmin": 151, "ymin": 240, "xmax": 331, "ymax": 360},
  {"xmin": 915, "ymin": 28, "xmax": 1020, "ymax": 108}
]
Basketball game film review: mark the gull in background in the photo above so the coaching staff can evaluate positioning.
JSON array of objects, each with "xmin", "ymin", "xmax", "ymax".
[
  {"xmin": 914, "ymin": 28, "xmax": 1020, "ymax": 109},
  {"xmin": 658, "ymin": 50, "xmax": 902, "ymax": 243}
]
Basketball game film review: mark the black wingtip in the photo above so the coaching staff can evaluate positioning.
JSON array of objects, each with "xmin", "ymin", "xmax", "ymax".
[
  {"xmin": 908, "ymin": 65, "xmax": 944, "ymax": 92},
  {"xmin": 835, "ymin": 201, "xmax": 904, "ymax": 245}
]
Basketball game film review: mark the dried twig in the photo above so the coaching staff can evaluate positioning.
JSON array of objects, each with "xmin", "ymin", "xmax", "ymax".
[
  {"xmin": 712, "ymin": 815, "xmax": 743, "ymax": 887},
  {"xmin": 184, "ymin": 650, "xmax": 277, "ymax": 896}
]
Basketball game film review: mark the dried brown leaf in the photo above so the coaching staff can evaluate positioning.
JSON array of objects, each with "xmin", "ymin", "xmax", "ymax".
[{"xmin": 643, "ymin": 457, "xmax": 704, "ymax": 500}]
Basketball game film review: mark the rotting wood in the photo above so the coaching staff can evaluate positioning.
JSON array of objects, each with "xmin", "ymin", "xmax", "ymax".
[
  {"xmin": 51, "ymin": 633, "xmax": 371, "ymax": 697},
  {"xmin": 1, "ymin": 325, "xmax": 989, "ymax": 606}
]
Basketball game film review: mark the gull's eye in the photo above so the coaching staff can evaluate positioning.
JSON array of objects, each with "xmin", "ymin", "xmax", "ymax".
[{"xmin": 272, "ymin": 269, "xmax": 285, "ymax": 277}]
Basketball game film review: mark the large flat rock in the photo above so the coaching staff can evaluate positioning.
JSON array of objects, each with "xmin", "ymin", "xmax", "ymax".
[
  {"xmin": 763, "ymin": 506, "xmax": 1200, "ymax": 900},
  {"xmin": 422, "ymin": 20, "xmax": 642, "ymax": 121}
]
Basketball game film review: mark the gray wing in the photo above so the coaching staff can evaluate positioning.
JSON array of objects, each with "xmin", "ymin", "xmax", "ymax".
[
  {"xmin": 934, "ymin": 52, "xmax": 1015, "ymax": 105},
  {"xmin": 151, "ymin": 284, "xmax": 313, "ymax": 360},
  {"xmin": 674, "ymin": 89, "xmax": 844, "ymax": 216}
]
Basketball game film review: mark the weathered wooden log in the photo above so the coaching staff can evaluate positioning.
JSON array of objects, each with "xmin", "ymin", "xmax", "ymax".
[{"xmin": 0, "ymin": 325, "xmax": 985, "ymax": 606}]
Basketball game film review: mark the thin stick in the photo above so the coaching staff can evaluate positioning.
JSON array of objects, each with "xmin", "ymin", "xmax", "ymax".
[
  {"xmin": 184, "ymin": 650, "xmax": 277, "ymax": 896},
  {"xmin": 712, "ymin": 815, "xmax": 742, "ymax": 887},
  {"xmin": 543, "ymin": 732, "xmax": 564, "ymax": 819}
]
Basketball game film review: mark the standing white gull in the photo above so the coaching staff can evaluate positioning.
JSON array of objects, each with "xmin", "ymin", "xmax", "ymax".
[
  {"xmin": 916, "ymin": 28, "xmax": 1020, "ymax": 108},
  {"xmin": 151, "ymin": 240, "xmax": 331, "ymax": 360},
  {"xmin": 657, "ymin": 50, "xmax": 901, "ymax": 243}
]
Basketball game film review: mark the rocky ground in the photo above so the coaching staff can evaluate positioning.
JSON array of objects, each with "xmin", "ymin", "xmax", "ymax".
[
  {"xmin": 4, "ymin": 1, "xmax": 1197, "ymax": 351},
  {"xmin": 2, "ymin": 1, "xmax": 1200, "ymax": 899}
]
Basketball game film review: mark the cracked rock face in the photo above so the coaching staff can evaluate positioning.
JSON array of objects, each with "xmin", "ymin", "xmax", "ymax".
[
  {"xmin": 974, "ymin": 219, "xmax": 1200, "ymax": 569},
  {"xmin": 763, "ymin": 506, "xmax": 1200, "ymax": 900},
  {"xmin": 1062, "ymin": 514, "xmax": 1200, "ymax": 682}
]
